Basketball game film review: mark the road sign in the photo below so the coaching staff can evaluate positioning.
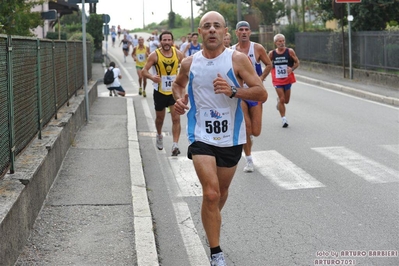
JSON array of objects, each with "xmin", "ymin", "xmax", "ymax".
[
  {"xmin": 335, "ymin": 0, "xmax": 361, "ymax": 3},
  {"xmin": 41, "ymin": 9, "xmax": 57, "ymax": 20},
  {"xmin": 103, "ymin": 14, "xmax": 110, "ymax": 24}
]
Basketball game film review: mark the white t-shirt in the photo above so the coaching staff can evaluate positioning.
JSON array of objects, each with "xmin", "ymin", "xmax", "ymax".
[
  {"xmin": 149, "ymin": 40, "xmax": 159, "ymax": 53},
  {"xmin": 132, "ymin": 38, "xmax": 139, "ymax": 48},
  {"xmin": 105, "ymin": 67, "xmax": 121, "ymax": 88}
]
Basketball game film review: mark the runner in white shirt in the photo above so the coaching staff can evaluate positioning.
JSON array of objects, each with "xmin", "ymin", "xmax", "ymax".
[
  {"xmin": 131, "ymin": 34, "xmax": 139, "ymax": 48},
  {"xmin": 148, "ymin": 36, "xmax": 159, "ymax": 53},
  {"xmin": 172, "ymin": 11, "xmax": 267, "ymax": 266}
]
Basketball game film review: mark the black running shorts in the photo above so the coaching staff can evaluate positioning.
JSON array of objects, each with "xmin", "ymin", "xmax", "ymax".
[
  {"xmin": 187, "ymin": 141, "xmax": 243, "ymax": 168},
  {"xmin": 153, "ymin": 89, "xmax": 176, "ymax": 111}
]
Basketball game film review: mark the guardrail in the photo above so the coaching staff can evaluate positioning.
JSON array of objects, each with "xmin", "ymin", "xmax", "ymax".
[
  {"xmin": 0, "ymin": 35, "xmax": 92, "ymax": 178},
  {"xmin": 295, "ymin": 31, "xmax": 399, "ymax": 72}
]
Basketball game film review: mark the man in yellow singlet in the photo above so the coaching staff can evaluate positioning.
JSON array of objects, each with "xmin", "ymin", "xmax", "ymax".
[
  {"xmin": 142, "ymin": 31, "xmax": 185, "ymax": 156},
  {"xmin": 132, "ymin": 37, "xmax": 150, "ymax": 97}
]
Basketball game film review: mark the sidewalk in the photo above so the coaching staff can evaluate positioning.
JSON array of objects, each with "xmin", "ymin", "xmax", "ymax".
[
  {"xmin": 14, "ymin": 63, "xmax": 157, "ymax": 266},
  {"xmin": 8, "ymin": 62, "xmax": 399, "ymax": 266}
]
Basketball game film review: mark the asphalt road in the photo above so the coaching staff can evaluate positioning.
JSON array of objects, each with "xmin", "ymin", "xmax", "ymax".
[
  {"xmin": 16, "ymin": 33, "xmax": 399, "ymax": 266},
  {"xmin": 125, "ymin": 34, "xmax": 399, "ymax": 265}
]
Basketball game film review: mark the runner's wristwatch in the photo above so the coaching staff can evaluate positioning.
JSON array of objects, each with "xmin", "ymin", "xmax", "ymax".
[{"xmin": 230, "ymin": 86, "xmax": 237, "ymax": 98}]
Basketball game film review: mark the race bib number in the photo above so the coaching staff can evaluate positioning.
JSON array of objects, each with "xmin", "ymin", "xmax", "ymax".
[
  {"xmin": 138, "ymin": 54, "xmax": 145, "ymax": 62},
  {"xmin": 161, "ymin": 75, "xmax": 176, "ymax": 92},
  {"xmin": 200, "ymin": 108, "xmax": 231, "ymax": 144},
  {"xmin": 276, "ymin": 65, "xmax": 288, "ymax": 78}
]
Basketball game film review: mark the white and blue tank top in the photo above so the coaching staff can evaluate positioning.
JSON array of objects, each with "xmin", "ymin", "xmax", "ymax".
[
  {"xmin": 187, "ymin": 48, "xmax": 246, "ymax": 147},
  {"xmin": 231, "ymin": 41, "xmax": 262, "ymax": 76}
]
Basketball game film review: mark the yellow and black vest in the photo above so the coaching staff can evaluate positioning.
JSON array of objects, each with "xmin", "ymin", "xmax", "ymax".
[{"xmin": 154, "ymin": 47, "xmax": 179, "ymax": 95}]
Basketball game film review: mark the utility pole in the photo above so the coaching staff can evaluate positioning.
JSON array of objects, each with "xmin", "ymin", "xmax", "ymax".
[
  {"xmin": 81, "ymin": 0, "xmax": 89, "ymax": 121},
  {"xmin": 143, "ymin": 0, "xmax": 145, "ymax": 29},
  {"xmin": 191, "ymin": 0, "xmax": 194, "ymax": 32},
  {"xmin": 237, "ymin": 0, "xmax": 241, "ymax": 22},
  {"xmin": 347, "ymin": 3, "xmax": 353, "ymax": 79},
  {"xmin": 301, "ymin": 0, "xmax": 305, "ymax": 31}
]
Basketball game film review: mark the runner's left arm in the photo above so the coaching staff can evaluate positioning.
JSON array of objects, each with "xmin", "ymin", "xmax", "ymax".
[{"xmin": 256, "ymin": 43, "xmax": 272, "ymax": 81}]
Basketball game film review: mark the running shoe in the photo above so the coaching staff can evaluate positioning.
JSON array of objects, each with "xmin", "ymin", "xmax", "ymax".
[
  {"xmin": 166, "ymin": 106, "xmax": 170, "ymax": 113},
  {"xmin": 143, "ymin": 90, "xmax": 147, "ymax": 97},
  {"xmin": 243, "ymin": 161, "xmax": 254, "ymax": 173},
  {"xmin": 282, "ymin": 117, "xmax": 289, "ymax": 128},
  {"xmin": 113, "ymin": 90, "xmax": 118, "ymax": 97},
  {"xmin": 109, "ymin": 91, "xmax": 112, "ymax": 97},
  {"xmin": 171, "ymin": 143, "xmax": 181, "ymax": 156},
  {"xmin": 210, "ymin": 252, "xmax": 227, "ymax": 266},
  {"xmin": 156, "ymin": 134, "xmax": 163, "ymax": 150},
  {"xmin": 139, "ymin": 87, "xmax": 142, "ymax": 95}
]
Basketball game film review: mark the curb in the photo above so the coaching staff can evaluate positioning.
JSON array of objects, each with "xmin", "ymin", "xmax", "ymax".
[
  {"xmin": 295, "ymin": 75, "xmax": 399, "ymax": 107},
  {"xmin": 126, "ymin": 98, "xmax": 159, "ymax": 266}
]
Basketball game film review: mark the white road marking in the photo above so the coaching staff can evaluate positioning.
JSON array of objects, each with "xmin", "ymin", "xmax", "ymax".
[
  {"xmin": 253, "ymin": 150, "xmax": 325, "ymax": 190},
  {"xmin": 169, "ymin": 157, "xmax": 202, "ymax": 197},
  {"xmin": 312, "ymin": 146, "xmax": 399, "ymax": 183},
  {"xmin": 381, "ymin": 144, "xmax": 399, "ymax": 155},
  {"xmin": 112, "ymin": 57, "xmax": 134, "ymax": 81},
  {"xmin": 126, "ymin": 98, "xmax": 159, "ymax": 266}
]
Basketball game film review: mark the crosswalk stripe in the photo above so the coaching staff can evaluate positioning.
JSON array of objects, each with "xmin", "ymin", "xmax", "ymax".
[
  {"xmin": 169, "ymin": 157, "xmax": 202, "ymax": 197},
  {"xmin": 253, "ymin": 150, "xmax": 325, "ymax": 190},
  {"xmin": 381, "ymin": 144, "xmax": 399, "ymax": 155},
  {"xmin": 312, "ymin": 146, "xmax": 399, "ymax": 183}
]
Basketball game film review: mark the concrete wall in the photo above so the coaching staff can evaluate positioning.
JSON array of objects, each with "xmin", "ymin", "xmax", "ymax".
[{"xmin": 0, "ymin": 82, "xmax": 98, "ymax": 266}]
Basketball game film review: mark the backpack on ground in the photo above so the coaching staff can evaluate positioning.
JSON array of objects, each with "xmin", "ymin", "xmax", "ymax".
[{"xmin": 103, "ymin": 68, "xmax": 115, "ymax": 85}]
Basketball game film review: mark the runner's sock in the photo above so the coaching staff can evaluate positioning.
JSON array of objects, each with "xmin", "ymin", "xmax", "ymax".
[{"xmin": 210, "ymin": 246, "xmax": 222, "ymax": 255}]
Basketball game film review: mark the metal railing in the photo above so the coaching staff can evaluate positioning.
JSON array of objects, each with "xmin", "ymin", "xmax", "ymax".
[
  {"xmin": 0, "ymin": 35, "xmax": 92, "ymax": 178},
  {"xmin": 295, "ymin": 31, "xmax": 399, "ymax": 71}
]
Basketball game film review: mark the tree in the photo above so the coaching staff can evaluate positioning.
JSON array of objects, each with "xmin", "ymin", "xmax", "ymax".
[
  {"xmin": 0, "ymin": 0, "xmax": 43, "ymax": 36},
  {"xmin": 318, "ymin": 0, "xmax": 399, "ymax": 31},
  {"xmin": 198, "ymin": 0, "xmax": 247, "ymax": 29},
  {"xmin": 252, "ymin": 0, "xmax": 286, "ymax": 25},
  {"xmin": 169, "ymin": 11, "xmax": 176, "ymax": 29},
  {"xmin": 318, "ymin": 0, "xmax": 335, "ymax": 22},
  {"xmin": 351, "ymin": 0, "xmax": 399, "ymax": 31},
  {"xmin": 86, "ymin": 14, "xmax": 103, "ymax": 50}
]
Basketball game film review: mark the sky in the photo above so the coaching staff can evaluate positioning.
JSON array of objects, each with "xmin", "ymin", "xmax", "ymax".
[{"xmin": 93, "ymin": 0, "xmax": 202, "ymax": 30}]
